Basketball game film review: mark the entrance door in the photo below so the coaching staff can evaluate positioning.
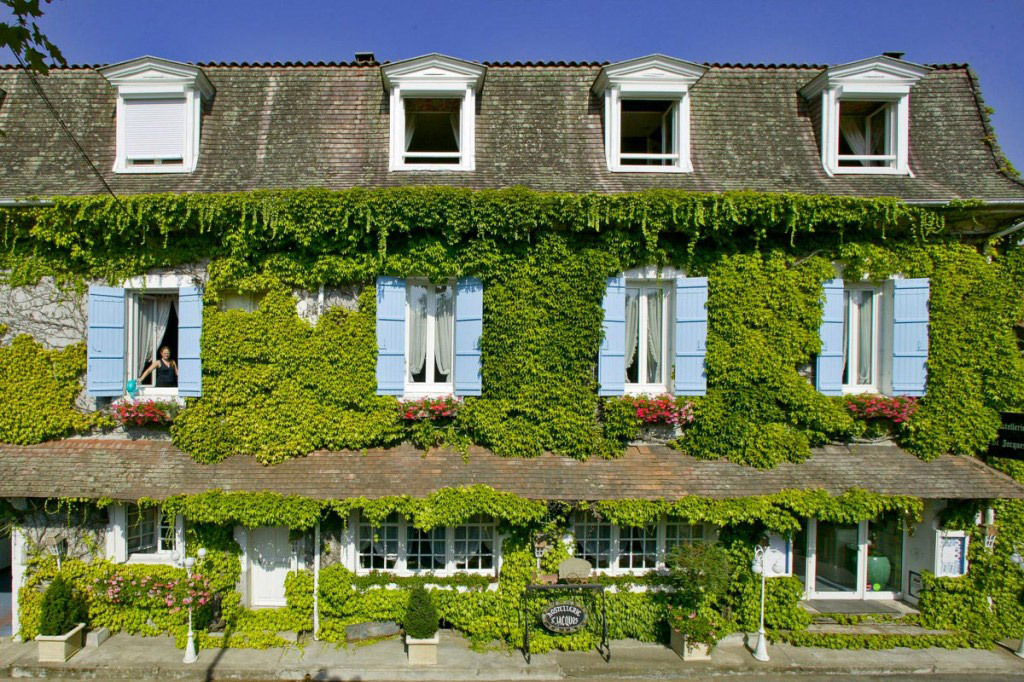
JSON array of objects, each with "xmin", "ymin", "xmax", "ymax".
[
  {"xmin": 866, "ymin": 511, "xmax": 904, "ymax": 598},
  {"xmin": 813, "ymin": 520, "xmax": 862, "ymax": 598},
  {"xmin": 249, "ymin": 526, "xmax": 292, "ymax": 608}
]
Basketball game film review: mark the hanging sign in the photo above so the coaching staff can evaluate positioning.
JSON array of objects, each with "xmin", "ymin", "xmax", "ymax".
[
  {"xmin": 988, "ymin": 412, "xmax": 1024, "ymax": 460},
  {"xmin": 541, "ymin": 601, "xmax": 588, "ymax": 634}
]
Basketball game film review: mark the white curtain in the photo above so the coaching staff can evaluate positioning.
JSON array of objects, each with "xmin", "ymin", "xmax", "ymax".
[
  {"xmin": 857, "ymin": 291, "xmax": 873, "ymax": 385},
  {"xmin": 434, "ymin": 286, "xmax": 453, "ymax": 381},
  {"xmin": 625, "ymin": 288, "xmax": 640, "ymax": 378},
  {"xmin": 137, "ymin": 295, "xmax": 172, "ymax": 380},
  {"xmin": 842, "ymin": 290, "xmax": 850, "ymax": 384},
  {"xmin": 840, "ymin": 116, "xmax": 869, "ymax": 166},
  {"xmin": 407, "ymin": 286, "xmax": 428, "ymax": 381},
  {"xmin": 646, "ymin": 290, "xmax": 663, "ymax": 384},
  {"xmin": 405, "ymin": 112, "xmax": 416, "ymax": 151},
  {"xmin": 449, "ymin": 112, "xmax": 460, "ymax": 151}
]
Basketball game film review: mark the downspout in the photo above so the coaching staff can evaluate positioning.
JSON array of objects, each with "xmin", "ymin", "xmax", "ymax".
[
  {"xmin": 987, "ymin": 218, "xmax": 1024, "ymax": 244},
  {"xmin": 313, "ymin": 520, "xmax": 320, "ymax": 641}
]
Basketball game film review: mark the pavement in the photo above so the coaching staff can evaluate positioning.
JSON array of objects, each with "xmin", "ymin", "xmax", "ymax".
[{"xmin": 1, "ymin": 630, "xmax": 1024, "ymax": 680}]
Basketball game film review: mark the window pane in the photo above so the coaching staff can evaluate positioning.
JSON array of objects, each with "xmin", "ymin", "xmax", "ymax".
[
  {"xmin": 646, "ymin": 288, "xmax": 663, "ymax": 384},
  {"xmin": 842, "ymin": 289, "xmax": 851, "ymax": 385},
  {"xmin": 618, "ymin": 524, "xmax": 658, "ymax": 569},
  {"xmin": 625, "ymin": 287, "xmax": 640, "ymax": 383},
  {"xmin": 126, "ymin": 505, "xmax": 158, "ymax": 555},
  {"xmin": 404, "ymin": 98, "xmax": 460, "ymax": 164},
  {"xmin": 621, "ymin": 100, "xmax": 675, "ymax": 166},
  {"xmin": 665, "ymin": 521, "xmax": 705, "ymax": 562},
  {"xmin": 358, "ymin": 512, "xmax": 400, "ymax": 570},
  {"xmin": 838, "ymin": 100, "xmax": 894, "ymax": 168},
  {"xmin": 857, "ymin": 290, "xmax": 874, "ymax": 385},
  {"xmin": 407, "ymin": 525, "xmax": 446, "ymax": 571},
  {"xmin": 160, "ymin": 513, "xmax": 176, "ymax": 553},
  {"xmin": 454, "ymin": 514, "xmax": 495, "ymax": 570},
  {"xmin": 573, "ymin": 514, "xmax": 612, "ymax": 569},
  {"xmin": 408, "ymin": 285, "xmax": 428, "ymax": 383},
  {"xmin": 434, "ymin": 285, "xmax": 454, "ymax": 383}
]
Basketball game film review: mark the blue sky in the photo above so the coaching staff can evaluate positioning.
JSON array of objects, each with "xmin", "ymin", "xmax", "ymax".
[{"xmin": 6, "ymin": 0, "xmax": 1024, "ymax": 169}]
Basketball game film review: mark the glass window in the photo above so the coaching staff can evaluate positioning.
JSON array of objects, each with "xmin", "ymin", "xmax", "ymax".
[
  {"xmin": 126, "ymin": 504, "xmax": 175, "ymax": 556},
  {"xmin": 454, "ymin": 514, "xmax": 495, "ymax": 571},
  {"xmin": 403, "ymin": 98, "xmax": 462, "ymax": 165},
  {"xmin": 358, "ymin": 512, "xmax": 400, "ymax": 571},
  {"xmin": 843, "ymin": 287, "xmax": 877, "ymax": 388},
  {"xmin": 837, "ymin": 100, "xmax": 895, "ymax": 169},
  {"xmin": 406, "ymin": 525, "xmax": 446, "ymax": 572},
  {"xmin": 407, "ymin": 283, "xmax": 454, "ymax": 386},
  {"xmin": 620, "ymin": 99, "xmax": 677, "ymax": 167},
  {"xmin": 129, "ymin": 293, "xmax": 180, "ymax": 389},
  {"xmin": 574, "ymin": 514, "xmax": 613, "ymax": 569},
  {"xmin": 618, "ymin": 524, "xmax": 658, "ymax": 570},
  {"xmin": 625, "ymin": 285, "xmax": 668, "ymax": 387},
  {"xmin": 665, "ymin": 521, "xmax": 705, "ymax": 559}
]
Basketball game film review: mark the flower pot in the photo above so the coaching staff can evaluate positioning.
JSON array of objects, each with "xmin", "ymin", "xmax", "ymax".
[
  {"xmin": 406, "ymin": 633, "xmax": 439, "ymax": 665},
  {"xmin": 636, "ymin": 422, "xmax": 680, "ymax": 444},
  {"xmin": 866, "ymin": 555, "xmax": 892, "ymax": 589},
  {"xmin": 670, "ymin": 627, "xmax": 711, "ymax": 661},
  {"xmin": 36, "ymin": 622, "xmax": 86, "ymax": 662}
]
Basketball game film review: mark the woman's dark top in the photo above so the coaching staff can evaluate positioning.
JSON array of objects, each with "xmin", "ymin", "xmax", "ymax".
[{"xmin": 155, "ymin": 360, "xmax": 177, "ymax": 387}]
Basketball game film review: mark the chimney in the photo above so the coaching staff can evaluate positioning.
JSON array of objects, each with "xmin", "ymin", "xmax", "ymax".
[
  {"xmin": 882, "ymin": 51, "xmax": 905, "ymax": 60},
  {"xmin": 354, "ymin": 52, "xmax": 375, "ymax": 64}
]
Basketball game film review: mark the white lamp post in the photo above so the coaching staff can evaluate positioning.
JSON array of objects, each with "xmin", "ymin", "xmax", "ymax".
[
  {"xmin": 173, "ymin": 547, "xmax": 207, "ymax": 664},
  {"xmin": 750, "ymin": 544, "xmax": 783, "ymax": 662},
  {"xmin": 1009, "ymin": 552, "xmax": 1024, "ymax": 659}
]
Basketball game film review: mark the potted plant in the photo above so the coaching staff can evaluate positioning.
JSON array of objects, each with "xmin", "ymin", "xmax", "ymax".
[
  {"xmin": 403, "ymin": 586, "xmax": 439, "ymax": 665},
  {"xmin": 665, "ymin": 541, "xmax": 732, "ymax": 661},
  {"xmin": 35, "ymin": 575, "xmax": 88, "ymax": 662}
]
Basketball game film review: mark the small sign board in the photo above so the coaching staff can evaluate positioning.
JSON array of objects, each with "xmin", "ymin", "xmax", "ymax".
[
  {"xmin": 907, "ymin": 571, "xmax": 923, "ymax": 599},
  {"xmin": 541, "ymin": 601, "xmax": 588, "ymax": 634},
  {"xmin": 988, "ymin": 412, "xmax": 1024, "ymax": 460}
]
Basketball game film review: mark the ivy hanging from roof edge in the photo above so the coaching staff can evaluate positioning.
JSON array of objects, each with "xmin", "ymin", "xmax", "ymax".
[{"xmin": 0, "ymin": 189, "xmax": 1022, "ymax": 467}]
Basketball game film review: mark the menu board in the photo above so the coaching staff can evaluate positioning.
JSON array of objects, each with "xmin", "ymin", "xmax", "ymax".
[{"xmin": 938, "ymin": 535, "xmax": 967, "ymax": 577}]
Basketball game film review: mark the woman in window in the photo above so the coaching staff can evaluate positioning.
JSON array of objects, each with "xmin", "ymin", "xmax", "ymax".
[{"xmin": 138, "ymin": 345, "xmax": 178, "ymax": 387}]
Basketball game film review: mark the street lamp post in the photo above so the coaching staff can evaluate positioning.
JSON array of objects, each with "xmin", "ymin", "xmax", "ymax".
[
  {"xmin": 750, "ymin": 544, "xmax": 783, "ymax": 662},
  {"xmin": 173, "ymin": 547, "xmax": 207, "ymax": 664},
  {"xmin": 1009, "ymin": 552, "xmax": 1024, "ymax": 659}
]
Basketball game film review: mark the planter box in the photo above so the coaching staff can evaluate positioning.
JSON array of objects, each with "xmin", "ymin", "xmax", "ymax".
[
  {"xmin": 670, "ymin": 627, "xmax": 711, "ymax": 661},
  {"xmin": 406, "ymin": 633, "xmax": 439, "ymax": 665},
  {"xmin": 35, "ymin": 623, "xmax": 86, "ymax": 662}
]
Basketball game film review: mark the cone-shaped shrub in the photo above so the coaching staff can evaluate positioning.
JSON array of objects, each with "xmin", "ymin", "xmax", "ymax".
[
  {"xmin": 404, "ymin": 586, "xmax": 438, "ymax": 639},
  {"xmin": 38, "ymin": 575, "xmax": 88, "ymax": 636}
]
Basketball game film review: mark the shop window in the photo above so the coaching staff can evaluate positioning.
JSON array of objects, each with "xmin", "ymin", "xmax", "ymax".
[{"xmin": 618, "ymin": 524, "xmax": 658, "ymax": 570}]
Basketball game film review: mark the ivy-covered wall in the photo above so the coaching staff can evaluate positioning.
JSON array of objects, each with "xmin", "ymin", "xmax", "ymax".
[{"xmin": 1, "ymin": 189, "xmax": 1022, "ymax": 468}]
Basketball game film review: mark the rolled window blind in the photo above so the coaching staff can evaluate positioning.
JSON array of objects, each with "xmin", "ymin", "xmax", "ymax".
[{"xmin": 124, "ymin": 97, "xmax": 187, "ymax": 160}]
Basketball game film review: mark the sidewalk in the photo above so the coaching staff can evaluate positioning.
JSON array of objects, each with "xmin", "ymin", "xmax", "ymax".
[{"xmin": 2, "ymin": 630, "xmax": 1024, "ymax": 680}]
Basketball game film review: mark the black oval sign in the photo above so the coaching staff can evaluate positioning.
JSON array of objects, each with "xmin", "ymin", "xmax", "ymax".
[{"xmin": 541, "ymin": 601, "xmax": 588, "ymax": 634}]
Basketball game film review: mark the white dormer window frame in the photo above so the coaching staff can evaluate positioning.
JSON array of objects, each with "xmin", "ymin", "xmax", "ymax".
[
  {"xmin": 801, "ymin": 56, "xmax": 931, "ymax": 177},
  {"xmin": 592, "ymin": 55, "xmax": 707, "ymax": 174},
  {"xmin": 99, "ymin": 56, "xmax": 214, "ymax": 174},
  {"xmin": 381, "ymin": 54, "xmax": 486, "ymax": 172}
]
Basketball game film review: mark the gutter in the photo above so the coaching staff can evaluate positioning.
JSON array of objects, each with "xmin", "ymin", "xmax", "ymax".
[{"xmin": 0, "ymin": 199, "xmax": 55, "ymax": 207}]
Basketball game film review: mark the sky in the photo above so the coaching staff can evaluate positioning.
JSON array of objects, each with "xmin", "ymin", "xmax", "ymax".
[{"xmin": 5, "ymin": 0, "xmax": 1024, "ymax": 169}]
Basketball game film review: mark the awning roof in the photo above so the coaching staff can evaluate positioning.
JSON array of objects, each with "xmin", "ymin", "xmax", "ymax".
[{"xmin": 1, "ymin": 439, "xmax": 1021, "ymax": 502}]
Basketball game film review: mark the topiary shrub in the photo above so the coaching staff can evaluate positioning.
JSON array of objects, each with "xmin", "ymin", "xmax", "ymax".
[
  {"xmin": 403, "ymin": 586, "xmax": 438, "ymax": 639},
  {"xmin": 38, "ymin": 575, "xmax": 87, "ymax": 636}
]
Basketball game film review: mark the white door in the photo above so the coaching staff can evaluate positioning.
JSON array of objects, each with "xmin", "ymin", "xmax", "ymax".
[{"xmin": 249, "ymin": 526, "xmax": 292, "ymax": 608}]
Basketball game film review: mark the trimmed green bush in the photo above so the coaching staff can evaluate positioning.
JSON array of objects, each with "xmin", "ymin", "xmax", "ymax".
[
  {"xmin": 38, "ymin": 575, "xmax": 87, "ymax": 636},
  {"xmin": 403, "ymin": 586, "xmax": 438, "ymax": 639}
]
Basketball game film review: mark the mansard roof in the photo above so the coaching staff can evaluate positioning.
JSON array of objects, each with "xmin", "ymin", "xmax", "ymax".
[
  {"xmin": 0, "ymin": 439, "xmax": 1021, "ymax": 502},
  {"xmin": 0, "ymin": 59, "xmax": 1022, "ymax": 201}
]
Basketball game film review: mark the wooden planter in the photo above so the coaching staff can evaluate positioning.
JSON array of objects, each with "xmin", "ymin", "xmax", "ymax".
[
  {"xmin": 406, "ymin": 633, "xmax": 439, "ymax": 665},
  {"xmin": 670, "ymin": 627, "xmax": 711, "ymax": 661},
  {"xmin": 35, "ymin": 623, "xmax": 86, "ymax": 662}
]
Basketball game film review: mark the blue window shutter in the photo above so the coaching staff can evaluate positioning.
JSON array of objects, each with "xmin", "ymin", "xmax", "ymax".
[
  {"xmin": 892, "ymin": 278, "xmax": 929, "ymax": 396},
  {"xmin": 454, "ymin": 277, "xmax": 484, "ymax": 397},
  {"xmin": 598, "ymin": 276, "xmax": 626, "ymax": 397},
  {"xmin": 376, "ymin": 276, "xmax": 406, "ymax": 396},
  {"xmin": 177, "ymin": 286, "xmax": 204, "ymax": 397},
  {"xmin": 816, "ymin": 278, "xmax": 844, "ymax": 396},
  {"xmin": 86, "ymin": 285, "xmax": 126, "ymax": 397},
  {"xmin": 674, "ymin": 276, "xmax": 708, "ymax": 396}
]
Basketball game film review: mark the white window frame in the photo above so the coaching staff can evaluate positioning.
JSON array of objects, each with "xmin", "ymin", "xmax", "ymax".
[
  {"xmin": 125, "ymin": 288, "xmax": 180, "ymax": 399},
  {"xmin": 842, "ymin": 283, "xmax": 886, "ymax": 395},
  {"xmin": 571, "ymin": 512, "xmax": 710, "ymax": 576},
  {"xmin": 800, "ymin": 56, "xmax": 930, "ymax": 177},
  {"xmin": 404, "ymin": 279, "xmax": 455, "ymax": 398},
  {"xmin": 125, "ymin": 504, "xmax": 184, "ymax": 564},
  {"xmin": 99, "ymin": 57, "xmax": 214, "ymax": 175},
  {"xmin": 351, "ymin": 511, "xmax": 500, "ymax": 577},
  {"xmin": 624, "ymin": 282, "xmax": 672, "ymax": 395}
]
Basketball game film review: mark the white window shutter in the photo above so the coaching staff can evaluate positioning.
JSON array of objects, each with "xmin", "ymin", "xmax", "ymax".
[{"xmin": 124, "ymin": 98, "xmax": 187, "ymax": 160}]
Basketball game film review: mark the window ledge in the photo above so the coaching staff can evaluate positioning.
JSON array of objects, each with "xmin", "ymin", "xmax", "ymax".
[
  {"xmin": 830, "ymin": 166, "xmax": 910, "ymax": 176},
  {"xmin": 842, "ymin": 385, "xmax": 883, "ymax": 396},
  {"xmin": 610, "ymin": 164, "xmax": 689, "ymax": 174},
  {"xmin": 126, "ymin": 553, "xmax": 177, "ymax": 566},
  {"xmin": 625, "ymin": 384, "xmax": 672, "ymax": 396},
  {"xmin": 114, "ymin": 165, "xmax": 191, "ymax": 175},
  {"xmin": 402, "ymin": 386, "xmax": 455, "ymax": 399}
]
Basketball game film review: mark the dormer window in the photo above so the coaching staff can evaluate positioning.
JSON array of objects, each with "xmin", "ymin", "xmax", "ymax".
[
  {"xmin": 800, "ymin": 55, "xmax": 930, "ymax": 177},
  {"xmin": 381, "ymin": 54, "xmax": 486, "ymax": 171},
  {"xmin": 592, "ymin": 55, "xmax": 707, "ymax": 173},
  {"xmin": 99, "ymin": 56, "xmax": 214, "ymax": 174}
]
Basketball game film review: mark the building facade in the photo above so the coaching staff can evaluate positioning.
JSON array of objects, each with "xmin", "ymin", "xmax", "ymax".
[{"xmin": 1, "ymin": 52, "xmax": 1024, "ymax": 649}]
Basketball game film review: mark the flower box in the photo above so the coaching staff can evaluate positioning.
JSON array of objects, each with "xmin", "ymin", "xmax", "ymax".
[
  {"xmin": 670, "ymin": 626, "xmax": 711, "ymax": 661},
  {"xmin": 406, "ymin": 633, "xmax": 439, "ymax": 665},
  {"xmin": 36, "ymin": 622, "xmax": 85, "ymax": 662}
]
